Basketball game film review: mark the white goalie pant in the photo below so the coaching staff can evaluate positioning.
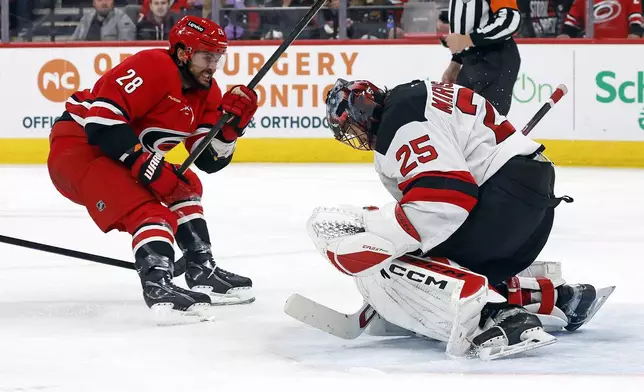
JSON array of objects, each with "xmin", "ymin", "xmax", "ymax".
[{"xmin": 351, "ymin": 257, "xmax": 490, "ymax": 348}]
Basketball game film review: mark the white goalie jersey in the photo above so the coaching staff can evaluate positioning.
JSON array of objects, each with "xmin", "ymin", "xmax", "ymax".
[{"xmin": 373, "ymin": 80, "xmax": 543, "ymax": 254}]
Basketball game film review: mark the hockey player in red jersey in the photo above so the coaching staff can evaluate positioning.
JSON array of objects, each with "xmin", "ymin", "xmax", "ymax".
[
  {"xmin": 305, "ymin": 78, "xmax": 614, "ymax": 358},
  {"xmin": 47, "ymin": 15, "xmax": 258, "ymax": 319},
  {"xmin": 559, "ymin": 0, "xmax": 643, "ymax": 38}
]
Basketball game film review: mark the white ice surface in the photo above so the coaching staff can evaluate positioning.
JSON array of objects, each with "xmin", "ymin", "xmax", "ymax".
[{"xmin": 0, "ymin": 164, "xmax": 643, "ymax": 391}]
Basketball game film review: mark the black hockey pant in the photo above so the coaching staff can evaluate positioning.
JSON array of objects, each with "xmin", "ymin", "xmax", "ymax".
[{"xmin": 427, "ymin": 154, "xmax": 572, "ymax": 285}]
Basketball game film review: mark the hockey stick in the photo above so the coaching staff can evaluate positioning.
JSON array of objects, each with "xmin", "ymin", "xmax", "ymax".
[
  {"xmin": 284, "ymin": 294, "xmax": 378, "ymax": 339},
  {"xmin": 176, "ymin": 0, "xmax": 328, "ymax": 175},
  {"xmin": 521, "ymin": 84, "xmax": 568, "ymax": 136},
  {"xmin": 0, "ymin": 234, "xmax": 134, "ymax": 270}
]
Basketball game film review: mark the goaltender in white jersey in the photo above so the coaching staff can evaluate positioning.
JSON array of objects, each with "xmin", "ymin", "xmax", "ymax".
[{"xmin": 289, "ymin": 78, "xmax": 614, "ymax": 359}]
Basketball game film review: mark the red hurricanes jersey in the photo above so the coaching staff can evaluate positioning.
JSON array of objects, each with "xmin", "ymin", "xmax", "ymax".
[
  {"xmin": 564, "ymin": 0, "xmax": 643, "ymax": 38},
  {"xmin": 65, "ymin": 48, "xmax": 223, "ymax": 155}
]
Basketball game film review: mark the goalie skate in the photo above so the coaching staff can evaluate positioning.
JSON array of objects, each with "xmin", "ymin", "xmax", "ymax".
[
  {"xmin": 471, "ymin": 305, "xmax": 557, "ymax": 360},
  {"xmin": 558, "ymin": 285, "xmax": 615, "ymax": 331},
  {"xmin": 475, "ymin": 328, "xmax": 557, "ymax": 360}
]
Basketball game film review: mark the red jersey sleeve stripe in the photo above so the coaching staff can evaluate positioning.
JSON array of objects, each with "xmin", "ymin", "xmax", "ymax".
[
  {"xmin": 92, "ymin": 98, "xmax": 131, "ymax": 122},
  {"xmin": 628, "ymin": 13, "xmax": 643, "ymax": 24}
]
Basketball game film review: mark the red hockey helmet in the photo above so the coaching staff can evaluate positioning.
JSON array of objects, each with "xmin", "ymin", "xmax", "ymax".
[
  {"xmin": 325, "ymin": 78, "xmax": 385, "ymax": 150},
  {"xmin": 169, "ymin": 15, "xmax": 228, "ymax": 68}
]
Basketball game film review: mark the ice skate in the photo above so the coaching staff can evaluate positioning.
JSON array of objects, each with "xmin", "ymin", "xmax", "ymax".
[
  {"xmin": 471, "ymin": 305, "xmax": 557, "ymax": 360},
  {"xmin": 556, "ymin": 284, "xmax": 615, "ymax": 331},
  {"xmin": 182, "ymin": 252, "xmax": 255, "ymax": 305},
  {"xmin": 136, "ymin": 254, "xmax": 213, "ymax": 325}
]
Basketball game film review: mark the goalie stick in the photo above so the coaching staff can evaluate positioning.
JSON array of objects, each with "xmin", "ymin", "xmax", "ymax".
[
  {"xmin": 284, "ymin": 294, "xmax": 377, "ymax": 340},
  {"xmin": 521, "ymin": 84, "xmax": 568, "ymax": 136}
]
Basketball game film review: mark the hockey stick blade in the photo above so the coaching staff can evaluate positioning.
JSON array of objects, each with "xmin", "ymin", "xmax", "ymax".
[
  {"xmin": 521, "ymin": 84, "xmax": 568, "ymax": 136},
  {"xmin": 284, "ymin": 293, "xmax": 378, "ymax": 339}
]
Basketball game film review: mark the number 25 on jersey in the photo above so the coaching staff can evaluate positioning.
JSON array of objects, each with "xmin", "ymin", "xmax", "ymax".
[{"xmin": 396, "ymin": 135, "xmax": 438, "ymax": 177}]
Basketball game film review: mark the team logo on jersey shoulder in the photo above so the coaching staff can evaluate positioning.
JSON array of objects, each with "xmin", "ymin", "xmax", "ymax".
[{"xmin": 139, "ymin": 127, "xmax": 191, "ymax": 154}]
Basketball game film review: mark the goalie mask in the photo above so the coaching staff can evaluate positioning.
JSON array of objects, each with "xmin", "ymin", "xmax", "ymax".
[{"xmin": 325, "ymin": 78, "xmax": 385, "ymax": 151}]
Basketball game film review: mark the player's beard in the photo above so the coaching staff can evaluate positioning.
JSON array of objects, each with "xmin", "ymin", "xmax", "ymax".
[
  {"xmin": 179, "ymin": 63, "xmax": 212, "ymax": 90},
  {"xmin": 196, "ymin": 69, "xmax": 213, "ymax": 88}
]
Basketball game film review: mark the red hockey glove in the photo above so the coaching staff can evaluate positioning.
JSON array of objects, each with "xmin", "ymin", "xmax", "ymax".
[
  {"xmin": 221, "ymin": 85, "xmax": 258, "ymax": 135},
  {"xmin": 130, "ymin": 151, "xmax": 192, "ymax": 204}
]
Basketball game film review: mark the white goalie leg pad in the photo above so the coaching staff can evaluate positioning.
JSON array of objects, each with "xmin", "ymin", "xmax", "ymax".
[
  {"xmin": 517, "ymin": 260, "xmax": 566, "ymax": 287},
  {"xmin": 307, "ymin": 204, "xmax": 421, "ymax": 277},
  {"xmin": 353, "ymin": 256, "xmax": 488, "ymax": 355},
  {"xmin": 507, "ymin": 261, "xmax": 568, "ymax": 329}
]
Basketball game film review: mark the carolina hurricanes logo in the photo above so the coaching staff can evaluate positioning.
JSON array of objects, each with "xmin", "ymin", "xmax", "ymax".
[
  {"xmin": 139, "ymin": 127, "xmax": 191, "ymax": 154},
  {"xmin": 594, "ymin": 0, "xmax": 622, "ymax": 23}
]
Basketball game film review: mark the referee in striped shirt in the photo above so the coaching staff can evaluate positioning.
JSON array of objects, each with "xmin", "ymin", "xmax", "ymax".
[{"xmin": 441, "ymin": 0, "xmax": 522, "ymax": 116}]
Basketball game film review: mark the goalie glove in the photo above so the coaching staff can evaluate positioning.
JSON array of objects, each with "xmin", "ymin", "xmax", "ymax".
[{"xmin": 307, "ymin": 202, "xmax": 421, "ymax": 277}]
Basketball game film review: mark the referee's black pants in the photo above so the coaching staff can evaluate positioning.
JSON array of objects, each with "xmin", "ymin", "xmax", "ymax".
[{"xmin": 456, "ymin": 39, "xmax": 520, "ymax": 116}]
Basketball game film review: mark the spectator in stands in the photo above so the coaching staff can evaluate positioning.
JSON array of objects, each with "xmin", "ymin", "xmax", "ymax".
[
  {"xmin": 138, "ymin": 0, "xmax": 198, "ymax": 21},
  {"xmin": 136, "ymin": 0, "xmax": 180, "ymax": 40},
  {"xmin": 321, "ymin": 0, "xmax": 340, "ymax": 38},
  {"xmin": 557, "ymin": 0, "xmax": 643, "ymax": 38},
  {"xmin": 71, "ymin": 0, "xmax": 136, "ymax": 41},
  {"xmin": 261, "ymin": 0, "xmax": 320, "ymax": 39},
  {"xmin": 220, "ymin": 0, "xmax": 249, "ymax": 40},
  {"xmin": 9, "ymin": 0, "xmax": 34, "ymax": 37},
  {"xmin": 347, "ymin": 0, "xmax": 404, "ymax": 39},
  {"xmin": 437, "ymin": 8, "xmax": 450, "ymax": 35},
  {"xmin": 517, "ymin": 0, "xmax": 571, "ymax": 37},
  {"xmin": 200, "ymin": 0, "xmax": 212, "ymax": 18}
]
